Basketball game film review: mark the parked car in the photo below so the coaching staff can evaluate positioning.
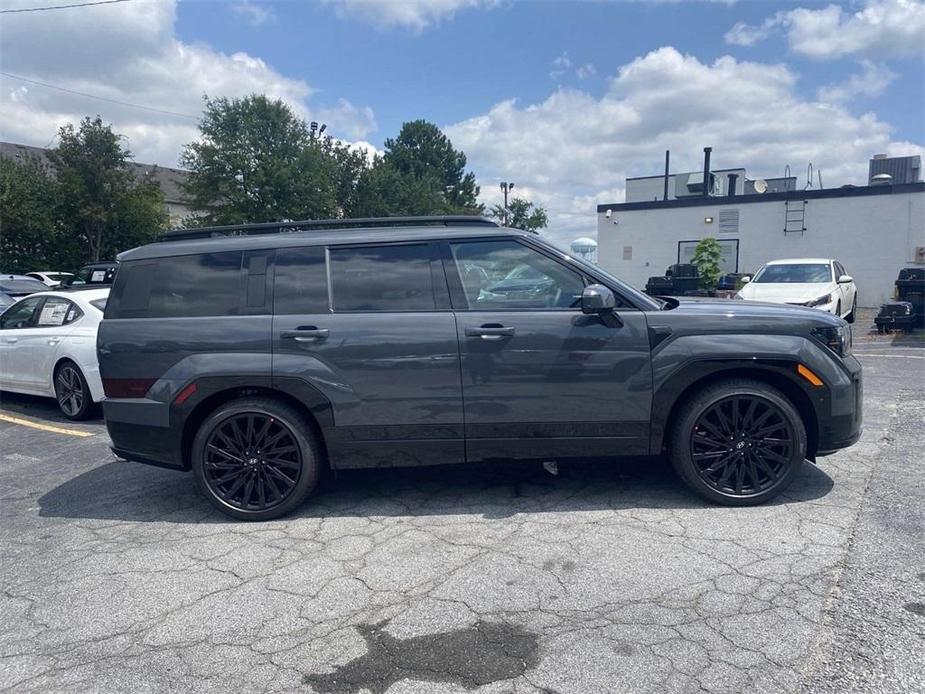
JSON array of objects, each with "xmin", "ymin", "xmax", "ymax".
[
  {"xmin": 61, "ymin": 262, "xmax": 118, "ymax": 287},
  {"xmin": 99, "ymin": 216, "xmax": 862, "ymax": 521},
  {"xmin": 735, "ymin": 258, "xmax": 858, "ymax": 322},
  {"xmin": 26, "ymin": 271, "xmax": 75, "ymax": 287},
  {"xmin": 0, "ymin": 274, "xmax": 50, "ymax": 300},
  {"xmin": 0, "ymin": 288, "xmax": 109, "ymax": 419}
]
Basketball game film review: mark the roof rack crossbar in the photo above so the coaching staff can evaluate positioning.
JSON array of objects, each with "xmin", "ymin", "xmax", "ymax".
[{"xmin": 158, "ymin": 215, "xmax": 499, "ymax": 241}]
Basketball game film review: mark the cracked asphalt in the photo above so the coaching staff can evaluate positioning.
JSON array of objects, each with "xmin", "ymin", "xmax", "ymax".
[{"xmin": 1, "ymin": 326, "xmax": 923, "ymax": 693}]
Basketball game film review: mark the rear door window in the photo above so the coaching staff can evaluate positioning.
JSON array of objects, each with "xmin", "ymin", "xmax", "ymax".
[
  {"xmin": 329, "ymin": 244, "xmax": 436, "ymax": 312},
  {"xmin": 36, "ymin": 297, "xmax": 81, "ymax": 327},
  {"xmin": 274, "ymin": 247, "xmax": 329, "ymax": 314}
]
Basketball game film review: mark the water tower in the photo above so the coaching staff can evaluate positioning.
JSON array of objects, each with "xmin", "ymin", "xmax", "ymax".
[{"xmin": 570, "ymin": 236, "xmax": 598, "ymax": 263}]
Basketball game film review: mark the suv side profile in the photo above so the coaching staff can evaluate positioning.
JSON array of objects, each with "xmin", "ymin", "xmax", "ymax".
[{"xmin": 98, "ymin": 216, "xmax": 862, "ymax": 520}]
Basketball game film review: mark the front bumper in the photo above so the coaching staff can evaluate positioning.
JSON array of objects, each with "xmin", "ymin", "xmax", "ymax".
[{"xmin": 815, "ymin": 355, "xmax": 863, "ymax": 456}]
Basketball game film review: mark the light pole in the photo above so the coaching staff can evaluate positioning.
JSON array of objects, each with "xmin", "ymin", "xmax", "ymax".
[
  {"xmin": 310, "ymin": 121, "xmax": 327, "ymax": 140},
  {"xmin": 500, "ymin": 181, "xmax": 514, "ymax": 225}
]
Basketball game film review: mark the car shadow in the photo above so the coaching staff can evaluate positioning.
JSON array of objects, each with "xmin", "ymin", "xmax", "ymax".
[
  {"xmin": 0, "ymin": 391, "xmax": 104, "ymax": 426},
  {"xmin": 37, "ymin": 456, "xmax": 836, "ymax": 524}
]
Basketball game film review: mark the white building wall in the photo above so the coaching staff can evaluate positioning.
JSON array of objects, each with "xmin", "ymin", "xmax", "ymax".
[{"xmin": 598, "ymin": 190, "xmax": 925, "ymax": 307}]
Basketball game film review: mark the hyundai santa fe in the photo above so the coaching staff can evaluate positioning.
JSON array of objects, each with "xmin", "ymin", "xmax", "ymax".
[{"xmin": 97, "ymin": 216, "xmax": 862, "ymax": 520}]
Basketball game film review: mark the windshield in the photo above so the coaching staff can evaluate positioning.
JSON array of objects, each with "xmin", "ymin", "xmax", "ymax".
[
  {"xmin": 45, "ymin": 273, "xmax": 73, "ymax": 281},
  {"xmin": 0, "ymin": 279, "xmax": 47, "ymax": 294},
  {"xmin": 505, "ymin": 264, "xmax": 545, "ymax": 281},
  {"xmin": 753, "ymin": 263, "xmax": 832, "ymax": 284}
]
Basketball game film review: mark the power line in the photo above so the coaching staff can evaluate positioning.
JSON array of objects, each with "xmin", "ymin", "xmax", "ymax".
[
  {"xmin": 0, "ymin": 72, "xmax": 199, "ymax": 120},
  {"xmin": 0, "ymin": 0, "xmax": 133, "ymax": 14}
]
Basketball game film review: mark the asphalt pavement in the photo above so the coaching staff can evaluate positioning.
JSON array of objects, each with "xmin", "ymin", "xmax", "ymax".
[{"xmin": 1, "ymin": 322, "xmax": 923, "ymax": 694}]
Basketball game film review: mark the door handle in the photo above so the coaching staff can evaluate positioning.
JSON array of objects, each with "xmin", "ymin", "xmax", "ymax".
[
  {"xmin": 4, "ymin": 337, "xmax": 17, "ymax": 344},
  {"xmin": 465, "ymin": 325, "xmax": 516, "ymax": 340},
  {"xmin": 282, "ymin": 327, "xmax": 329, "ymax": 342},
  {"xmin": 48, "ymin": 337, "xmax": 60, "ymax": 345}
]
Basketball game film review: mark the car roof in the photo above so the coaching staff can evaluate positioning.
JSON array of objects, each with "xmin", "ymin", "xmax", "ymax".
[
  {"xmin": 765, "ymin": 258, "xmax": 833, "ymax": 265},
  {"xmin": 23, "ymin": 287, "xmax": 110, "ymax": 304},
  {"xmin": 120, "ymin": 225, "xmax": 529, "ymax": 262},
  {"xmin": 1, "ymin": 274, "xmax": 42, "ymax": 281}
]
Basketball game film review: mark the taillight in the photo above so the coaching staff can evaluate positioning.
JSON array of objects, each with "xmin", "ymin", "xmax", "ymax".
[{"xmin": 103, "ymin": 378, "xmax": 156, "ymax": 398}]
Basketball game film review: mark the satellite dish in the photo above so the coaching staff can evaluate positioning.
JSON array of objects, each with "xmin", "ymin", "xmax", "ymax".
[{"xmin": 754, "ymin": 179, "xmax": 768, "ymax": 194}]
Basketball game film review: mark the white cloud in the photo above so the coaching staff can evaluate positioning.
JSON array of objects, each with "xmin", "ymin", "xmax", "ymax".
[
  {"xmin": 550, "ymin": 53, "xmax": 597, "ymax": 82},
  {"xmin": 445, "ymin": 47, "xmax": 924, "ymax": 246},
  {"xmin": 724, "ymin": 19, "xmax": 776, "ymax": 47},
  {"xmin": 817, "ymin": 60, "xmax": 897, "ymax": 102},
  {"xmin": 323, "ymin": 0, "xmax": 496, "ymax": 31},
  {"xmin": 315, "ymin": 99, "xmax": 378, "ymax": 140},
  {"xmin": 0, "ymin": 0, "xmax": 374, "ymax": 166},
  {"xmin": 231, "ymin": 0, "xmax": 276, "ymax": 27},
  {"xmin": 575, "ymin": 63, "xmax": 597, "ymax": 80},
  {"xmin": 725, "ymin": 0, "xmax": 925, "ymax": 59}
]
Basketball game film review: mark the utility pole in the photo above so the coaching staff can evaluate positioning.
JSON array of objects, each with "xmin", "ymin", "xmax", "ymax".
[
  {"xmin": 500, "ymin": 181, "xmax": 514, "ymax": 226},
  {"xmin": 310, "ymin": 121, "xmax": 327, "ymax": 140}
]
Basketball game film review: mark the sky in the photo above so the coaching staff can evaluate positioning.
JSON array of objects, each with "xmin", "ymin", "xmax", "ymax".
[{"xmin": 1, "ymin": 0, "xmax": 923, "ymax": 246}]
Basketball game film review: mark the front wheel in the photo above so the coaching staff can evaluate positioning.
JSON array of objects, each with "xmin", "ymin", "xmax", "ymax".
[
  {"xmin": 191, "ymin": 398, "xmax": 322, "ymax": 521},
  {"xmin": 669, "ymin": 379, "xmax": 807, "ymax": 506},
  {"xmin": 845, "ymin": 295, "xmax": 857, "ymax": 324}
]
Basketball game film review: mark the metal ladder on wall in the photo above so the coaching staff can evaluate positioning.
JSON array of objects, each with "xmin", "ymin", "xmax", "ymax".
[{"xmin": 784, "ymin": 200, "xmax": 807, "ymax": 235}]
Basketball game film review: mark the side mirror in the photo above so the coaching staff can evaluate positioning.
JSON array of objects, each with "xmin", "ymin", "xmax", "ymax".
[
  {"xmin": 741, "ymin": 276, "xmax": 751, "ymax": 284},
  {"xmin": 581, "ymin": 284, "xmax": 616, "ymax": 314},
  {"xmin": 837, "ymin": 274, "xmax": 853, "ymax": 284}
]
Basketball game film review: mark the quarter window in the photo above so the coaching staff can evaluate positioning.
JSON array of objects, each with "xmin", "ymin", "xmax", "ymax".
[
  {"xmin": 330, "ymin": 244, "xmax": 435, "ymax": 312},
  {"xmin": 107, "ymin": 252, "xmax": 243, "ymax": 319},
  {"xmin": 450, "ymin": 240, "xmax": 585, "ymax": 310}
]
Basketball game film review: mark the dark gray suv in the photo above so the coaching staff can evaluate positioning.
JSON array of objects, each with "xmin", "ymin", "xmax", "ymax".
[{"xmin": 98, "ymin": 216, "xmax": 862, "ymax": 520}]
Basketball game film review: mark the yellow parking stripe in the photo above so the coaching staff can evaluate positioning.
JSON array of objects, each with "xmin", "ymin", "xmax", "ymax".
[{"xmin": 0, "ymin": 413, "xmax": 94, "ymax": 437}]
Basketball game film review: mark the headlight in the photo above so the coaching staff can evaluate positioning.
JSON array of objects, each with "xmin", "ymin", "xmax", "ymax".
[
  {"xmin": 806, "ymin": 293, "xmax": 833, "ymax": 307},
  {"xmin": 812, "ymin": 325, "xmax": 852, "ymax": 357}
]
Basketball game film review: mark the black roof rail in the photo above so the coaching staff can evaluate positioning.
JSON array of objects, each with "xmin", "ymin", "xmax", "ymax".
[{"xmin": 158, "ymin": 215, "xmax": 499, "ymax": 241}]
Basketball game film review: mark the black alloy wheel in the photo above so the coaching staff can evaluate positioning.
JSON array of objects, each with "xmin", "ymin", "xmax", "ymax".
[
  {"xmin": 670, "ymin": 379, "xmax": 806, "ymax": 506},
  {"xmin": 192, "ymin": 398, "xmax": 321, "ymax": 521},
  {"xmin": 54, "ymin": 362, "xmax": 92, "ymax": 420},
  {"xmin": 690, "ymin": 395, "xmax": 793, "ymax": 496}
]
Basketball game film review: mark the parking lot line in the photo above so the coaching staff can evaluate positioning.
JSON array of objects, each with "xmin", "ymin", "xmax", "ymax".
[
  {"xmin": 0, "ymin": 413, "xmax": 95, "ymax": 437},
  {"xmin": 854, "ymin": 353, "xmax": 925, "ymax": 359}
]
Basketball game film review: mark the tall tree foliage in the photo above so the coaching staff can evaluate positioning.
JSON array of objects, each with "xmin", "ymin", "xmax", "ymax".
[
  {"xmin": 489, "ymin": 197, "xmax": 548, "ymax": 233},
  {"xmin": 50, "ymin": 117, "xmax": 164, "ymax": 262},
  {"xmin": 181, "ymin": 95, "xmax": 345, "ymax": 225},
  {"xmin": 380, "ymin": 120, "xmax": 481, "ymax": 213},
  {"xmin": 1, "ymin": 118, "xmax": 165, "ymax": 272},
  {"xmin": 692, "ymin": 237, "xmax": 723, "ymax": 289}
]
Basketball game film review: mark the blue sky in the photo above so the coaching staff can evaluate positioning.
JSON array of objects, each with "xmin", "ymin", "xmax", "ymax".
[
  {"xmin": 1, "ymin": 0, "xmax": 923, "ymax": 242},
  {"xmin": 176, "ymin": 0, "xmax": 924, "ymax": 152}
]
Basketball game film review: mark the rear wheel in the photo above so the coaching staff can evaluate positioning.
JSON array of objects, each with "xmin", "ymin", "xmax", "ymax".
[
  {"xmin": 191, "ymin": 398, "xmax": 322, "ymax": 521},
  {"xmin": 54, "ymin": 361, "xmax": 93, "ymax": 420},
  {"xmin": 669, "ymin": 379, "xmax": 806, "ymax": 506}
]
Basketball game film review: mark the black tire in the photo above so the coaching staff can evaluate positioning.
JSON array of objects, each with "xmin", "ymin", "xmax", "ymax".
[
  {"xmin": 845, "ymin": 296, "xmax": 856, "ymax": 324},
  {"xmin": 669, "ymin": 379, "xmax": 807, "ymax": 506},
  {"xmin": 54, "ymin": 360, "xmax": 93, "ymax": 420},
  {"xmin": 191, "ymin": 397, "xmax": 322, "ymax": 521}
]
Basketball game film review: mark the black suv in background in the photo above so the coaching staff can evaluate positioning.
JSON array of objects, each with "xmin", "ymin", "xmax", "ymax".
[{"xmin": 98, "ymin": 216, "xmax": 862, "ymax": 520}]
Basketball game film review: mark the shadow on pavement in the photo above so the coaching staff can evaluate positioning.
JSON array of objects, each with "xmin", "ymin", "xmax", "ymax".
[
  {"xmin": 37, "ymin": 455, "xmax": 835, "ymax": 524},
  {"xmin": 0, "ymin": 391, "xmax": 105, "ymax": 426}
]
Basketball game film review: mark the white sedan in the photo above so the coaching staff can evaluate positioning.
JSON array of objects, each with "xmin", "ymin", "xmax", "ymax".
[
  {"xmin": 735, "ymin": 258, "xmax": 858, "ymax": 323},
  {"xmin": 26, "ymin": 271, "xmax": 75, "ymax": 287},
  {"xmin": 0, "ymin": 288, "xmax": 108, "ymax": 419}
]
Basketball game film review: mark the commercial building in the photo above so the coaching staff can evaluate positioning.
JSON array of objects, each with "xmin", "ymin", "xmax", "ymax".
[
  {"xmin": 597, "ymin": 153, "xmax": 924, "ymax": 307},
  {"xmin": 0, "ymin": 141, "xmax": 195, "ymax": 226}
]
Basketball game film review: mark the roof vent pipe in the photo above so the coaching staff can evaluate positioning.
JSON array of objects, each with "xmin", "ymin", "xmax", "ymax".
[
  {"xmin": 702, "ymin": 147, "xmax": 712, "ymax": 197},
  {"xmin": 663, "ymin": 150, "xmax": 670, "ymax": 201},
  {"xmin": 727, "ymin": 173, "xmax": 738, "ymax": 198}
]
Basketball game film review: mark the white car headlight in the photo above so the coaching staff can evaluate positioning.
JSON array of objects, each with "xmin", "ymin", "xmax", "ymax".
[{"xmin": 806, "ymin": 293, "xmax": 833, "ymax": 307}]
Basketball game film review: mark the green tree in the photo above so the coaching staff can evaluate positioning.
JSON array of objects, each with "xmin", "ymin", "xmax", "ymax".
[
  {"xmin": 181, "ymin": 95, "xmax": 344, "ymax": 225},
  {"xmin": 0, "ymin": 154, "xmax": 77, "ymax": 272},
  {"xmin": 51, "ymin": 116, "xmax": 165, "ymax": 262},
  {"xmin": 692, "ymin": 237, "xmax": 723, "ymax": 290},
  {"xmin": 380, "ymin": 120, "xmax": 481, "ymax": 213},
  {"xmin": 351, "ymin": 156, "xmax": 447, "ymax": 218},
  {"xmin": 489, "ymin": 197, "xmax": 548, "ymax": 232}
]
